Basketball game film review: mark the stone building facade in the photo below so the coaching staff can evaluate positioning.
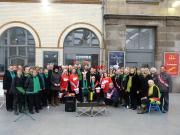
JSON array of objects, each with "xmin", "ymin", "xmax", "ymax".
[
  {"xmin": 0, "ymin": 0, "xmax": 103, "ymax": 74},
  {"xmin": 104, "ymin": 0, "xmax": 180, "ymax": 92}
]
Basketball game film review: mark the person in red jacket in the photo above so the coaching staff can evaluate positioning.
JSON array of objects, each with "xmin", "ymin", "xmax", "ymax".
[
  {"xmin": 69, "ymin": 68, "xmax": 79, "ymax": 97},
  {"xmin": 101, "ymin": 72, "xmax": 113, "ymax": 96},
  {"xmin": 60, "ymin": 69, "xmax": 69, "ymax": 92},
  {"xmin": 60, "ymin": 69, "xmax": 69, "ymax": 102}
]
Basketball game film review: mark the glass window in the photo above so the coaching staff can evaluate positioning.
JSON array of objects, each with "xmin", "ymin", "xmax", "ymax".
[
  {"xmin": 18, "ymin": 47, "xmax": 26, "ymax": 56},
  {"xmin": 43, "ymin": 51, "xmax": 58, "ymax": 67},
  {"xmin": 126, "ymin": 27, "xmax": 155, "ymax": 67},
  {"xmin": 9, "ymin": 28, "xmax": 26, "ymax": 45},
  {"xmin": 126, "ymin": 27, "xmax": 155, "ymax": 50},
  {"xmin": 64, "ymin": 28, "xmax": 99, "ymax": 47},
  {"xmin": 64, "ymin": 28, "xmax": 100, "ymax": 67},
  {"xmin": 0, "ymin": 27, "xmax": 35, "ymax": 72}
]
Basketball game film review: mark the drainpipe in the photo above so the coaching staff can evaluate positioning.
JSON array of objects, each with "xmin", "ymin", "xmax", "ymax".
[{"xmin": 101, "ymin": 0, "xmax": 106, "ymax": 67}]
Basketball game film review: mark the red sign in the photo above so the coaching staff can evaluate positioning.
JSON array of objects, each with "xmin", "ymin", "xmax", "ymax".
[{"xmin": 164, "ymin": 52, "xmax": 179, "ymax": 76}]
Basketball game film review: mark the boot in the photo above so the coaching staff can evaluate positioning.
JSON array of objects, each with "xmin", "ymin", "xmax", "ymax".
[
  {"xmin": 54, "ymin": 96, "xmax": 59, "ymax": 106},
  {"xmin": 51, "ymin": 97, "xmax": 55, "ymax": 106},
  {"xmin": 137, "ymin": 106, "xmax": 146, "ymax": 114},
  {"xmin": 14, "ymin": 105, "xmax": 19, "ymax": 115}
]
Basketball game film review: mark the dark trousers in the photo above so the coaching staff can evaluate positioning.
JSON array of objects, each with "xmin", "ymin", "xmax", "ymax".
[
  {"xmin": 41, "ymin": 90, "xmax": 48, "ymax": 107},
  {"xmin": 130, "ymin": 92, "xmax": 137, "ymax": 109},
  {"xmin": 5, "ymin": 92, "xmax": 14, "ymax": 111},
  {"xmin": 47, "ymin": 89, "xmax": 51, "ymax": 104},
  {"xmin": 136, "ymin": 92, "xmax": 142, "ymax": 107},
  {"xmin": 13, "ymin": 93, "xmax": 24, "ymax": 112},
  {"xmin": 119, "ymin": 90, "xmax": 126, "ymax": 105},
  {"xmin": 160, "ymin": 92, "xmax": 169, "ymax": 112},
  {"xmin": 51, "ymin": 90, "xmax": 59, "ymax": 105},
  {"xmin": 124, "ymin": 91, "xmax": 130, "ymax": 106},
  {"xmin": 27, "ymin": 94, "xmax": 39, "ymax": 112}
]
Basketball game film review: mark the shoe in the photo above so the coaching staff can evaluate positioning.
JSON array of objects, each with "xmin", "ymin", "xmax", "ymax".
[
  {"xmin": 137, "ymin": 107, "xmax": 146, "ymax": 114},
  {"xmin": 19, "ymin": 110, "xmax": 24, "ymax": 113},
  {"xmin": 35, "ymin": 110, "xmax": 39, "ymax": 113},
  {"xmin": 137, "ymin": 110, "xmax": 145, "ymax": 114},
  {"xmin": 126, "ymin": 106, "xmax": 130, "ymax": 109},
  {"xmin": 29, "ymin": 111, "xmax": 34, "ymax": 114},
  {"xmin": 7, "ymin": 109, "xmax": 13, "ymax": 112},
  {"xmin": 162, "ymin": 110, "xmax": 167, "ymax": 113},
  {"xmin": 14, "ymin": 111, "xmax": 19, "ymax": 115}
]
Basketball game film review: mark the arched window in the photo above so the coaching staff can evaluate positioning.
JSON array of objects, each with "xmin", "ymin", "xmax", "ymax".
[
  {"xmin": 64, "ymin": 28, "xmax": 100, "ymax": 67},
  {"xmin": 0, "ymin": 27, "xmax": 35, "ymax": 72},
  {"xmin": 64, "ymin": 28, "xmax": 99, "ymax": 47}
]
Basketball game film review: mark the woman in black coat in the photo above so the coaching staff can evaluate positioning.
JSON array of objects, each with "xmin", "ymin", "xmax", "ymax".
[
  {"xmin": 126, "ymin": 68, "xmax": 141, "ymax": 110},
  {"xmin": 50, "ymin": 65, "xmax": 61, "ymax": 106},
  {"xmin": 13, "ymin": 69, "xmax": 25, "ymax": 115},
  {"xmin": 3, "ymin": 65, "xmax": 16, "ymax": 111}
]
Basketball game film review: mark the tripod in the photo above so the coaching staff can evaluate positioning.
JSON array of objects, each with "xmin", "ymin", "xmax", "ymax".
[{"xmin": 14, "ymin": 91, "xmax": 35, "ymax": 122}]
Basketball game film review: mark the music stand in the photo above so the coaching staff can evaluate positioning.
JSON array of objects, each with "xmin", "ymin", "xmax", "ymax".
[{"xmin": 14, "ymin": 88, "xmax": 35, "ymax": 122}]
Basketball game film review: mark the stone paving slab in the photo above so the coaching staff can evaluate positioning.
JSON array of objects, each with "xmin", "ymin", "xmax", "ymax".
[{"xmin": 0, "ymin": 93, "xmax": 180, "ymax": 135}]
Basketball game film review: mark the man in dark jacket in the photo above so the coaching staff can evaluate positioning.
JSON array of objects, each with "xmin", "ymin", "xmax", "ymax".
[
  {"xmin": 3, "ymin": 65, "xmax": 16, "ymax": 111},
  {"xmin": 156, "ymin": 66, "xmax": 172, "ymax": 113}
]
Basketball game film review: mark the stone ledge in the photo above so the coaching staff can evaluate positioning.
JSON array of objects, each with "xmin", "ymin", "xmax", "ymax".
[{"xmin": 104, "ymin": 15, "xmax": 180, "ymax": 21}]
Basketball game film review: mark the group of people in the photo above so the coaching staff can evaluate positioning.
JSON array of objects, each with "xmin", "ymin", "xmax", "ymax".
[{"xmin": 3, "ymin": 63, "xmax": 172, "ymax": 115}]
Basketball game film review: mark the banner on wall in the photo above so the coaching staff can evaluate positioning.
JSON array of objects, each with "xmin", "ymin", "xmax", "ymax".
[
  {"xmin": 108, "ymin": 51, "xmax": 125, "ymax": 69},
  {"xmin": 164, "ymin": 52, "xmax": 179, "ymax": 76}
]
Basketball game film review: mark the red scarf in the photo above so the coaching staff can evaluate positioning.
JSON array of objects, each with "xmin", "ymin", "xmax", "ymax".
[{"xmin": 158, "ymin": 74, "xmax": 168, "ymax": 87}]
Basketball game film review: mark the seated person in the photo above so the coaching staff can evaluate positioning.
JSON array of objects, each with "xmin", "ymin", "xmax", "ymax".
[
  {"xmin": 105, "ymin": 83, "xmax": 119, "ymax": 107},
  {"xmin": 138, "ymin": 80, "xmax": 161, "ymax": 114}
]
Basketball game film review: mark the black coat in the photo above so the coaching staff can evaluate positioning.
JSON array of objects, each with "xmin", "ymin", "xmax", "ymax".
[
  {"xmin": 25, "ymin": 75, "xmax": 43, "ymax": 94},
  {"xmin": 23, "ymin": 73, "xmax": 31, "ymax": 88},
  {"xmin": 50, "ymin": 72, "xmax": 61, "ymax": 91},
  {"xmin": 119, "ymin": 74, "xmax": 128, "ymax": 91},
  {"xmin": 127, "ymin": 74, "xmax": 140, "ymax": 93},
  {"xmin": 114, "ymin": 74, "xmax": 122, "ymax": 90},
  {"xmin": 139, "ymin": 74, "xmax": 152, "ymax": 97},
  {"xmin": 13, "ymin": 76, "xmax": 24, "ymax": 94},
  {"xmin": 3, "ymin": 70, "xmax": 16, "ymax": 91},
  {"xmin": 148, "ymin": 85, "xmax": 160, "ymax": 99},
  {"xmin": 43, "ymin": 74, "xmax": 50, "ymax": 90}
]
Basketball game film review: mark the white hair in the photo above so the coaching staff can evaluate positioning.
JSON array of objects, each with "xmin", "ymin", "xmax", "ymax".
[{"xmin": 150, "ymin": 67, "xmax": 157, "ymax": 73}]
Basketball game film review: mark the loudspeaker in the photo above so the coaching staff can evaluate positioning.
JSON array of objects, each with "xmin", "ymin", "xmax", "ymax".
[
  {"xmin": 65, "ymin": 96, "xmax": 76, "ymax": 112},
  {"xmin": 65, "ymin": 101, "xmax": 76, "ymax": 112}
]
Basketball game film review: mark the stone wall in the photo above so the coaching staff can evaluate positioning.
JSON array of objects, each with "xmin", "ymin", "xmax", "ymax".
[
  {"xmin": 105, "ymin": 0, "xmax": 180, "ymax": 16},
  {"xmin": 104, "ymin": 15, "xmax": 180, "ymax": 92}
]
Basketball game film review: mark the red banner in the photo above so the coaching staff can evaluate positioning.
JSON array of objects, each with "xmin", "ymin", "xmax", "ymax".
[{"xmin": 164, "ymin": 52, "xmax": 179, "ymax": 76}]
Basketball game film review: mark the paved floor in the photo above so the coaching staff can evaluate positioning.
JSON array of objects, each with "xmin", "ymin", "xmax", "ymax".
[{"xmin": 0, "ymin": 93, "xmax": 180, "ymax": 135}]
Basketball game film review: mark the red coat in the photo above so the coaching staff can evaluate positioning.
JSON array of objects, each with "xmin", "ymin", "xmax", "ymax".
[
  {"xmin": 60, "ymin": 74, "xmax": 69, "ymax": 91},
  {"xmin": 69, "ymin": 74, "xmax": 79, "ymax": 91},
  {"xmin": 101, "ymin": 77, "xmax": 112, "ymax": 93}
]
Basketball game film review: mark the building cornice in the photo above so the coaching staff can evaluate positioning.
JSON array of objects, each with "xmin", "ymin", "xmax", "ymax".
[
  {"xmin": 104, "ymin": 15, "xmax": 180, "ymax": 21},
  {"xmin": 0, "ymin": 0, "xmax": 101, "ymax": 4}
]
